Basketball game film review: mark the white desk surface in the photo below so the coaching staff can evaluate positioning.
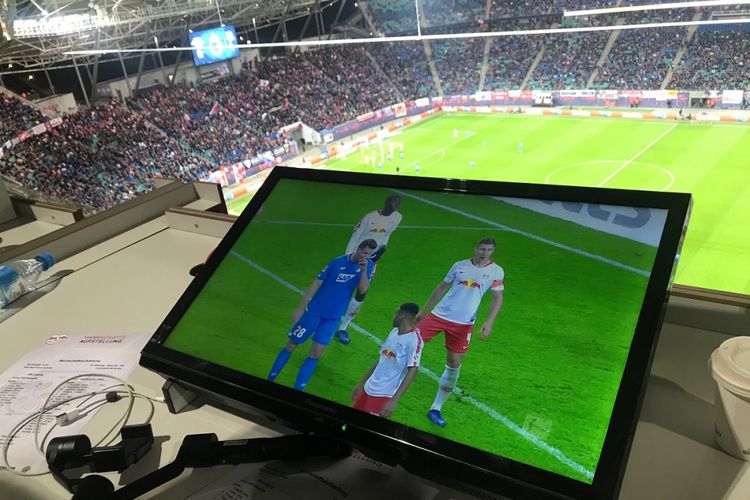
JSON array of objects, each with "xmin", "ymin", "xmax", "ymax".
[
  {"xmin": 0, "ymin": 217, "xmax": 747, "ymax": 500},
  {"xmin": 0, "ymin": 220, "xmax": 63, "ymax": 249}
]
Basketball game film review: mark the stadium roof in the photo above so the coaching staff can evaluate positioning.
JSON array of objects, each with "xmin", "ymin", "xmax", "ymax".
[{"xmin": 0, "ymin": 0, "xmax": 342, "ymax": 69}]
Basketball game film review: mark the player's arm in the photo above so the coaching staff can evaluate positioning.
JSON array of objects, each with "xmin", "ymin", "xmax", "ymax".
[
  {"xmin": 479, "ymin": 289, "xmax": 504, "ymax": 339},
  {"xmin": 292, "ymin": 278, "xmax": 323, "ymax": 323},
  {"xmin": 380, "ymin": 366, "xmax": 418, "ymax": 418},
  {"xmin": 352, "ymin": 361, "xmax": 378, "ymax": 402},
  {"xmin": 356, "ymin": 257, "xmax": 371, "ymax": 295},
  {"xmin": 416, "ymin": 281, "xmax": 451, "ymax": 321}
]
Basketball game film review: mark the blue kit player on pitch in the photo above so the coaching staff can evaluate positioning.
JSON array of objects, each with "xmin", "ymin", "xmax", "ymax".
[{"xmin": 267, "ymin": 239, "xmax": 377, "ymax": 391}]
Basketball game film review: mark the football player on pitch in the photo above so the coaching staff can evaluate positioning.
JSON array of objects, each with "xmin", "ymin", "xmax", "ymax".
[
  {"xmin": 267, "ymin": 239, "xmax": 377, "ymax": 391},
  {"xmin": 335, "ymin": 194, "xmax": 403, "ymax": 345},
  {"xmin": 416, "ymin": 238, "xmax": 505, "ymax": 427},
  {"xmin": 352, "ymin": 303, "xmax": 423, "ymax": 418}
]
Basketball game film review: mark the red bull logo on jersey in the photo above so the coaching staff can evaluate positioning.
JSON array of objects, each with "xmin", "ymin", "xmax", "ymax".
[
  {"xmin": 458, "ymin": 279, "xmax": 482, "ymax": 289},
  {"xmin": 381, "ymin": 348, "xmax": 397, "ymax": 359},
  {"xmin": 369, "ymin": 227, "xmax": 387, "ymax": 234}
]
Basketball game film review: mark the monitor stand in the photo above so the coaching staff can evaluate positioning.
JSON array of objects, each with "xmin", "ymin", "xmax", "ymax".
[
  {"xmin": 72, "ymin": 433, "xmax": 351, "ymax": 500},
  {"xmin": 162, "ymin": 379, "xmax": 201, "ymax": 414}
]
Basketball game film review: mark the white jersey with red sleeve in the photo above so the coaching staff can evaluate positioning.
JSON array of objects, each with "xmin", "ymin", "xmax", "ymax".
[
  {"xmin": 364, "ymin": 328, "xmax": 423, "ymax": 398},
  {"xmin": 345, "ymin": 210, "xmax": 403, "ymax": 255},
  {"xmin": 432, "ymin": 259, "xmax": 505, "ymax": 325}
]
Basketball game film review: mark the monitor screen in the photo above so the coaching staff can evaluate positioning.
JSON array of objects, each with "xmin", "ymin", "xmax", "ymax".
[
  {"xmin": 142, "ymin": 167, "xmax": 690, "ymax": 500},
  {"xmin": 188, "ymin": 25, "xmax": 240, "ymax": 67}
]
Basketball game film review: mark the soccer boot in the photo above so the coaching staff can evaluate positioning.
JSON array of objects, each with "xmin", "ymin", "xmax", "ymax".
[
  {"xmin": 427, "ymin": 409, "xmax": 446, "ymax": 427},
  {"xmin": 335, "ymin": 330, "xmax": 351, "ymax": 345}
]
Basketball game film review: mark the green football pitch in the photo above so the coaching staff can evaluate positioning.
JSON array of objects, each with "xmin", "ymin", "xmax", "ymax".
[
  {"xmin": 227, "ymin": 113, "xmax": 750, "ymax": 296},
  {"xmin": 169, "ymin": 179, "xmax": 663, "ymax": 483}
]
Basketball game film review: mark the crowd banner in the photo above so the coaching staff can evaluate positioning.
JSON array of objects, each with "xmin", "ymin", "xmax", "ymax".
[
  {"xmin": 319, "ymin": 97, "xmax": 436, "ymax": 142},
  {"xmin": 0, "ymin": 117, "xmax": 64, "ymax": 159},
  {"xmin": 209, "ymin": 140, "xmax": 299, "ymax": 194}
]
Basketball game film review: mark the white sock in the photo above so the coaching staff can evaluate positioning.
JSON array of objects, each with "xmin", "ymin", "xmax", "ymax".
[
  {"xmin": 339, "ymin": 298, "xmax": 364, "ymax": 330},
  {"xmin": 431, "ymin": 366, "xmax": 460, "ymax": 412}
]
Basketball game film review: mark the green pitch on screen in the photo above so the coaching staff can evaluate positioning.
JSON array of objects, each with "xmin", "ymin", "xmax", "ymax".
[
  {"xmin": 229, "ymin": 113, "xmax": 750, "ymax": 295},
  {"xmin": 167, "ymin": 179, "xmax": 661, "ymax": 483}
]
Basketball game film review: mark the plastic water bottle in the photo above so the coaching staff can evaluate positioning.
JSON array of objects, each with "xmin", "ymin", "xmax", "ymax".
[{"xmin": 0, "ymin": 253, "xmax": 55, "ymax": 308}]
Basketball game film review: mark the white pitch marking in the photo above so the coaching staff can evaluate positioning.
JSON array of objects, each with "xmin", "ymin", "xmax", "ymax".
[
  {"xmin": 392, "ymin": 189, "xmax": 651, "ymax": 276},
  {"xmin": 228, "ymin": 250, "xmax": 595, "ymax": 480},
  {"xmin": 596, "ymin": 123, "xmax": 677, "ymax": 187}
]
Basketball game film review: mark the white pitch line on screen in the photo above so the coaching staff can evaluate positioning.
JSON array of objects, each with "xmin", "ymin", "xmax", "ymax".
[
  {"xmin": 596, "ymin": 123, "xmax": 677, "ymax": 187},
  {"xmin": 227, "ymin": 249, "xmax": 595, "ymax": 481},
  {"xmin": 259, "ymin": 220, "xmax": 495, "ymax": 231},
  {"xmin": 392, "ymin": 190, "xmax": 650, "ymax": 277}
]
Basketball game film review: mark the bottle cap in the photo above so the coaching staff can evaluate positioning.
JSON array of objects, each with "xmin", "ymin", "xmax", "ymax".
[{"xmin": 35, "ymin": 252, "xmax": 55, "ymax": 271}]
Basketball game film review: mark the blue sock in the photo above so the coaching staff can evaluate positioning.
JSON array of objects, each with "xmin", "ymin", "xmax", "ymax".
[
  {"xmin": 268, "ymin": 348, "xmax": 293, "ymax": 381},
  {"xmin": 294, "ymin": 357, "xmax": 319, "ymax": 391}
]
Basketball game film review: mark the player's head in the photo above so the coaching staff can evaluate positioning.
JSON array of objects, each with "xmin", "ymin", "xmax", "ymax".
[
  {"xmin": 354, "ymin": 239, "xmax": 378, "ymax": 260},
  {"xmin": 382, "ymin": 195, "xmax": 401, "ymax": 214},
  {"xmin": 474, "ymin": 238, "xmax": 496, "ymax": 260},
  {"xmin": 393, "ymin": 302, "xmax": 419, "ymax": 327}
]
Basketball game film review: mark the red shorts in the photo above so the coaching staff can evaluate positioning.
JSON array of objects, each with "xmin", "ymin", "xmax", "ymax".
[
  {"xmin": 353, "ymin": 391, "xmax": 390, "ymax": 416},
  {"xmin": 417, "ymin": 313, "xmax": 474, "ymax": 354}
]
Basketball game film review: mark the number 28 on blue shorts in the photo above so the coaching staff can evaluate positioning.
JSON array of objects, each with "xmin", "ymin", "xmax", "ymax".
[{"xmin": 287, "ymin": 312, "xmax": 340, "ymax": 346}]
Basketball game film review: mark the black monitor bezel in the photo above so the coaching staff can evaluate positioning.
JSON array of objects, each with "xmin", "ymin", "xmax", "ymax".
[{"xmin": 141, "ymin": 166, "xmax": 690, "ymax": 500}]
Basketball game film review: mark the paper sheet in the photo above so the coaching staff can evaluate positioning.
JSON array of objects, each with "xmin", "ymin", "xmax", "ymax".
[
  {"xmin": 185, "ymin": 451, "xmax": 442, "ymax": 500},
  {"xmin": 0, "ymin": 333, "xmax": 149, "ymax": 474}
]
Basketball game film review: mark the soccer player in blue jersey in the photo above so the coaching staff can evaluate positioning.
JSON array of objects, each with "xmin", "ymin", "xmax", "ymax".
[{"xmin": 267, "ymin": 239, "xmax": 378, "ymax": 391}]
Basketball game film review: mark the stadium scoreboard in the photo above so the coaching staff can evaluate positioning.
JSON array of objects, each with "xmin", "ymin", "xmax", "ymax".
[{"xmin": 189, "ymin": 25, "xmax": 240, "ymax": 67}]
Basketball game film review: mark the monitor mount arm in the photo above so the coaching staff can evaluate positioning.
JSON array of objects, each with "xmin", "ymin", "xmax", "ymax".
[{"xmin": 54, "ymin": 431, "xmax": 351, "ymax": 500}]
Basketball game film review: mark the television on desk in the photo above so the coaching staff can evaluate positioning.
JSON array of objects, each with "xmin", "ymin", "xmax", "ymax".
[{"xmin": 140, "ymin": 166, "xmax": 690, "ymax": 500}]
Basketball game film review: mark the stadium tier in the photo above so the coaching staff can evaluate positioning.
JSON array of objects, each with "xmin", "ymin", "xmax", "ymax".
[{"xmin": 0, "ymin": 5, "xmax": 749, "ymax": 213}]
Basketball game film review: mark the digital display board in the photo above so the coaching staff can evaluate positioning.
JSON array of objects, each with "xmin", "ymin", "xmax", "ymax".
[
  {"xmin": 142, "ymin": 167, "xmax": 691, "ymax": 500},
  {"xmin": 189, "ymin": 25, "xmax": 240, "ymax": 67}
]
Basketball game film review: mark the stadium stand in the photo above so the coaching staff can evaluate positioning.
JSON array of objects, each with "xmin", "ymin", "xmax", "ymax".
[
  {"xmin": 366, "ymin": 42, "xmax": 437, "ymax": 100},
  {"xmin": 0, "ymin": 93, "xmax": 45, "ymax": 144},
  {"xmin": 422, "ymin": 0, "xmax": 485, "ymax": 27},
  {"xmin": 432, "ymin": 39, "xmax": 486, "ymax": 95},
  {"xmin": 527, "ymin": 32, "xmax": 610, "ymax": 90},
  {"xmin": 367, "ymin": 0, "xmax": 418, "ymax": 34},
  {"xmin": 484, "ymin": 35, "xmax": 544, "ymax": 90},
  {"xmin": 1, "ymin": 99, "xmax": 215, "ymax": 208},
  {"xmin": 669, "ymin": 29, "xmax": 750, "ymax": 89},
  {"xmin": 1, "ymin": 0, "xmax": 750, "ymax": 210}
]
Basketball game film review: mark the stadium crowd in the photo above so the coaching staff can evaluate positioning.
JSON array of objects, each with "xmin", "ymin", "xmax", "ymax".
[
  {"xmin": 1, "ymin": 100, "xmax": 215, "ymax": 208},
  {"xmin": 1, "ymin": 5, "xmax": 749, "ymax": 210},
  {"xmin": 0, "ymin": 93, "xmax": 44, "ymax": 143},
  {"xmin": 593, "ymin": 27, "xmax": 687, "ymax": 89},
  {"xmin": 484, "ymin": 35, "xmax": 544, "ymax": 90},
  {"xmin": 432, "ymin": 39, "xmax": 486, "ymax": 95},
  {"xmin": 528, "ymin": 32, "xmax": 609, "ymax": 89},
  {"xmin": 366, "ymin": 42, "xmax": 437, "ymax": 100},
  {"xmin": 669, "ymin": 30, "xmax": 750, "ymax": 89}
]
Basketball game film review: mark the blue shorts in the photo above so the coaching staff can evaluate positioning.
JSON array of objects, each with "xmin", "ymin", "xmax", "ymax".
[{"xmin": 287, "ymin": 312, "xmax": 340, "ymax": 346}]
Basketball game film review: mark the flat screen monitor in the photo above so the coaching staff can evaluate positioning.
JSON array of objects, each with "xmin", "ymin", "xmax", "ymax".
[
  {"xmin": 141, "ymin": 167, "xmax": 690, "ymax": 499},
  {"xmin": 188, "ymin": 25, "xmax": 240, "ymax": 67}
]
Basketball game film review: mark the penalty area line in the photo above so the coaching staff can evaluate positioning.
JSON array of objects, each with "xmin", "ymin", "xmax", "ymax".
[{"xmin": 228, "ymin": 250, "xmax": 595, "ymax": 480}]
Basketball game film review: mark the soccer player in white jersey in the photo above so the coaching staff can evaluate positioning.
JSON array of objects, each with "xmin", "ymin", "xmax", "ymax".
[
  {"xmin": 334, "ymin": 195, "xmax": 403, "ymax": 345},
  {"xmin": 416, "ymin": 238, "xmax": 504, "ymax": 428},
  {"xmin": 352, "ymin": 303, "xmax": 423, "ymax": 418}
]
